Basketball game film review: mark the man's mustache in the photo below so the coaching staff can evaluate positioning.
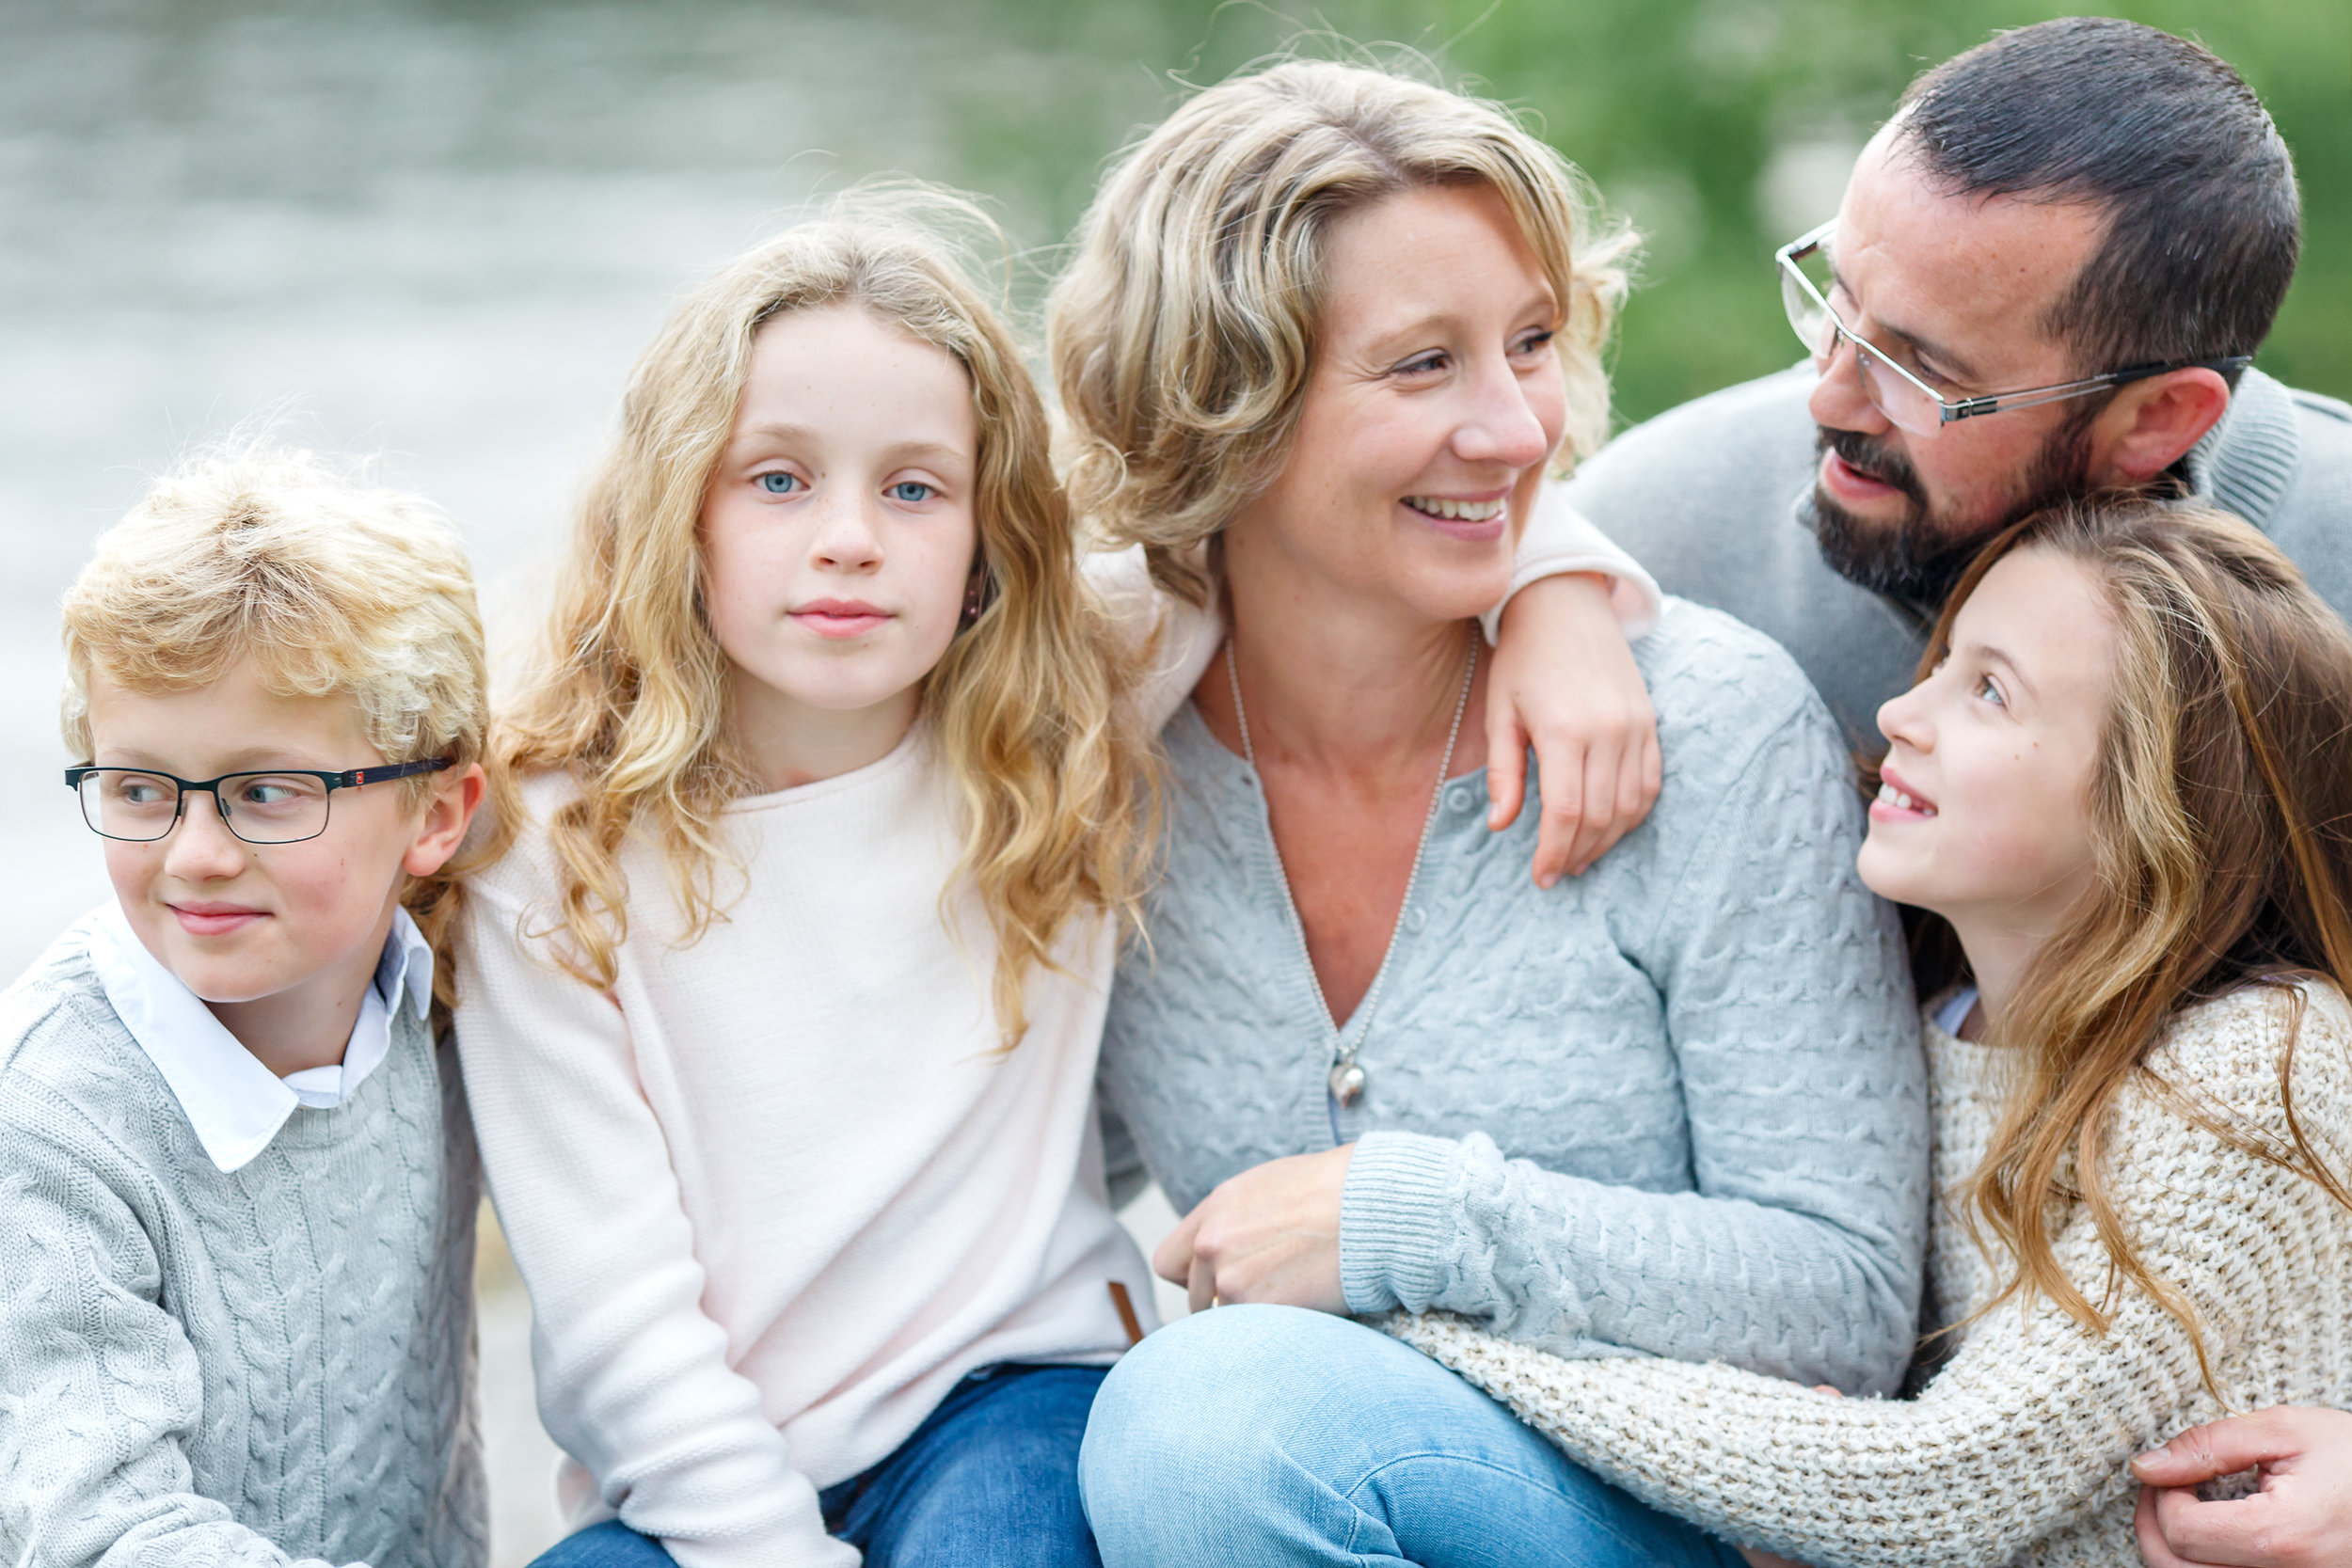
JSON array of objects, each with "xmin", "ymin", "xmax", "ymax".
[{"xmin": 1817, "ymin": 426, "xmax": 1925, "ymax": 504}]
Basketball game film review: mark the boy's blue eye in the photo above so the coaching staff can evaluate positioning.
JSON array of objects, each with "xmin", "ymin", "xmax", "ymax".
[
  {"xmin": 757, "ymin": 472, "xmax": 803, "ymax": 495},
  {"xmin": 887, "ymin": 481, "xmax": 936, "ymax": 503}
]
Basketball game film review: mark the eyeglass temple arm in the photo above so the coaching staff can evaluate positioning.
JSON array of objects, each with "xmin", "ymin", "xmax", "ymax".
[
  {"xmin": 1942, "ymin": 356, "xmax": 2256, "ymax": 423},
  {"xmin": 335, "ymin": 757, "xmax": 453, "ymax": 789}
]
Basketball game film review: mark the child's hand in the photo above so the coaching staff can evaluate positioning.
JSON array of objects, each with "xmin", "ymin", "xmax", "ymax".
[{"xmin": 1487, "ymin": 573, "xmax": 1661, "ymax": 887}]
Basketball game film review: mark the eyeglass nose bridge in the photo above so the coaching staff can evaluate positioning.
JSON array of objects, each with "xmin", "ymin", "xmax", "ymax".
[{"xmin": 170, "ymin": 783, "xmax": 243, "ymax": 839}]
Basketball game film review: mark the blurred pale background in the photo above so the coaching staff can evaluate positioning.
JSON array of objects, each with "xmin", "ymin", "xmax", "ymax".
[{"xmin": 2, "ymin": 1, "xmax": 2341, "ymax": 1560}]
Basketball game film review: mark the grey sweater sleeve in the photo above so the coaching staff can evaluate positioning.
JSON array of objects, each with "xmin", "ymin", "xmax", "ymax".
[
  {"xmin": 0, "ymin": 1115, "xmax": 352, "ymax": 1568},
  {"xmin": 1339, "ymin": 699, "xmax": 1930, "ymax": 1395}
]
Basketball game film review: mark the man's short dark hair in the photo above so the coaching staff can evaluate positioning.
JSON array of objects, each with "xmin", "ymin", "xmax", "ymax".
[{"xmin": 1896, "ymin": 18, "xmax": 2299, "ymax": 382}]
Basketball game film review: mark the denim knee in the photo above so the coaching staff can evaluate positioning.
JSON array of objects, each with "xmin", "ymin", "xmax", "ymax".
[
  {"xmin": 527, "ymin": 1520, "xmax": 679, "ymax": 1568},
  {"xmin": 1078, "ymin": 1305, "xmax": 1358, "ymax": 1544}
]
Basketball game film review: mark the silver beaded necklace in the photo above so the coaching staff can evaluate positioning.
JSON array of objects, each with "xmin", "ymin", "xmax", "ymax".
[{"xmin": 1223, "ymin": 628, "xmax": 1476, "ymax": 1109}]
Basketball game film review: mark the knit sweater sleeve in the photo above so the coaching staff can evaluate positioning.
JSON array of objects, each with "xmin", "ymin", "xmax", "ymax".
[
  {"xmin": 0, "ymin": 1102, "xmax": 350, "ymax": 1568},
  {"xmin": 455, "ymin": 876, "xmax": 855, "ymax": 1568},
  {"xmin": 1385, "ymin": 987, "xmax": 2352, "ymax": 1568},
  {"xmin": 1341, "ymin": 687, "xmax": 1928, "ymax": 1394}
]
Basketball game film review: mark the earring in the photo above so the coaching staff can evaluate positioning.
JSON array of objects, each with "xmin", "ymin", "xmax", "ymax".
[{"xmin": 960, "ymin": 568, "xmax": 987, "ymax": 630}]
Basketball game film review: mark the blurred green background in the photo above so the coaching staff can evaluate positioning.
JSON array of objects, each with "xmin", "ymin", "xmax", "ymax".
[{"xmin": 878, "ymin": 0, "xmax": 2352, "ymax": 428}]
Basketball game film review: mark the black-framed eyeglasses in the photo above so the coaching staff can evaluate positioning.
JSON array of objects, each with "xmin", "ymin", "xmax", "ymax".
[
  {"xmin": 1775, "ymin": 220, "xmax": 2251, "ymax": 437},
  {"xmin": 65, "ymin": 759, "xmax": 453, "ymax": 845}
]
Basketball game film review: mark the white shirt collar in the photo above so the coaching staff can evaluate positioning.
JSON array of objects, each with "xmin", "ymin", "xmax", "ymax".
[{"xmin": 85, "ymin": 901, "xmax": 435, "ymax": 1173}]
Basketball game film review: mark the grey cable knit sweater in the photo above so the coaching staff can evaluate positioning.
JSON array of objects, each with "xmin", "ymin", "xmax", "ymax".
[
  {"xmin": 0, "ymin": 923, "xmax": 486, "ymax": 1568},
  {"xmin": 1101, "ymin": 597, "xmax": 1931, "ymax": 1396},
  {"xmin": 1567, "ymin": 365, "xmax": 2352, "ymax": 742}
]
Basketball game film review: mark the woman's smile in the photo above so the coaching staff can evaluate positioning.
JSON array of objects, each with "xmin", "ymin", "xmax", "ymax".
[{"xmin": 1401, "ymin": 491, "xmax": 1511, "ymax": 541}]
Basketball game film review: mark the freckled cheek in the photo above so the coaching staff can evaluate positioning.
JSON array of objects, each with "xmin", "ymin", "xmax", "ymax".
[
  {"xmin": 101, "ymin": 840, "xmax": 164, "ymax": 904},
  {"xmin": 703, "ymin": 510, "xmax": 803, "ymax": 607},
  {"xmin": 262, "ymin": 844, "xmax": 389, "ymax": 953},
  {"xmin": 1346, "ymin": 404, "xmax": 1445, "ymax": 497}
]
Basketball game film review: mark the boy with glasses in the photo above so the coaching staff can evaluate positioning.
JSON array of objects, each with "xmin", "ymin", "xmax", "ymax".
[
  {"xmin": 1565, "ymin": 17, "xmax": 2350, "ymax": 743},
  {"xmin": 0, "ymin": 450, "xmax": 490, "ymax": 1567}
]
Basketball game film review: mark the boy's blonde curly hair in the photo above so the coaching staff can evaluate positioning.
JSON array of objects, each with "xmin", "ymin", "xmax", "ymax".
[{"xmin": 60, "ymin": 447, "xmax": 489, "ymax": 1016}]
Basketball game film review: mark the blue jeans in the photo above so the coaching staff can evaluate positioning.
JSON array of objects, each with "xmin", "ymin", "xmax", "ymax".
[
  {"xmin": 1079, "ymin": 1305, "xmax": 1743, "ymax": 1568},
  {"xmin": 529, "ymin": 1362, "xmax": 1107, "ymax": 1567}
]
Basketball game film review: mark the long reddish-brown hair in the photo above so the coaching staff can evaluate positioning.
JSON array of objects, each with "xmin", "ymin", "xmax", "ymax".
[{"xmin": 1898, "ymin": 497, "xmax": 2352, "ymax": 1382}]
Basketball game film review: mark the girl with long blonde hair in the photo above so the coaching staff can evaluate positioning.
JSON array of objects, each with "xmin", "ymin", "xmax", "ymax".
[
  {"xmin": 455, "ymin": 184, "xmax": 1663, "ymax": 1568},
  {"xmin": 1391, "ymin": 497, "xmax": 2352, "ymax": 1568}
]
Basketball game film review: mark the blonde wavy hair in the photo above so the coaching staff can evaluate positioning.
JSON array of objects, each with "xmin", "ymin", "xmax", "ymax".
[
  {"xmin": 1897, "ymin": 499, "xmax": 2352, "ymax": 1387},
  {"xmin": 1047, "ymin": 55, "xmax": 1636, "ymax": 603},
  {"xmin": 496, "ymin": 192, "xmax": 1154, "ymax": 1046},
  {"xmin": 59, "ymin": 447, "xmax": 490, "ymax": 1017}
]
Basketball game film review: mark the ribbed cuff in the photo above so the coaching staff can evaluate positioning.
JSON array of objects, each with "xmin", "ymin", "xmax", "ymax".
[{"xmin": 1339, "ymin": 1131, "xmax": 1460, "ymax": 1314}]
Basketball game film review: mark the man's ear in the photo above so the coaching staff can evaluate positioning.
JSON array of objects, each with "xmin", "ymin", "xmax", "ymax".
[
  {"xmin": 2086, "ymin": 367, "xmax": 2232, "ymax": 488},
  {"xmin": 404, "ymin": 763, "xmax": 487, "ymax": 879}
]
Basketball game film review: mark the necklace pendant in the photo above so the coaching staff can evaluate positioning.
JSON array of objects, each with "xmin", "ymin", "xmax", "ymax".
[{"xmin": 1329, "ymin": 1059, "xmax": 1367, "ymax": 1108}]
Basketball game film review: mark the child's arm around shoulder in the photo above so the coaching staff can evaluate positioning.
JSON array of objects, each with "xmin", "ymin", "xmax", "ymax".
[
  {"xmin": 1082, "ymin": 483, "xmax": 1667, "ymax": 885},
  {"xmin": 1486, "ymin": 483, "xmax": 1663, "ymax": 886},
  {"xmin": 455, "ymin": 824, "xmax": 856, "ymax": 1568},
  {"xmin": 0, "ymin": 1073, "xmax": 345, "ymax": 1568}
]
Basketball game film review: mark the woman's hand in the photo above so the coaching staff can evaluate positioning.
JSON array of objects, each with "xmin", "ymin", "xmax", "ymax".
[
  {"xmin": 2132, "ymin": 1407, "xmax": 2352, "ymax": 1568},
  {"xmin": 1152, "ymin": 1147, "xmax": 1355, "ymax": 1316},
  {"xmin": 1487, "ymin": 573, "xmax": 1661, "ymax": 887}
]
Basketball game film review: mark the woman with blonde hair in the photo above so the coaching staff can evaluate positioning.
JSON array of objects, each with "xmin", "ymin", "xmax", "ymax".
[
  {"xmin": 457, "ymin": 182, "xmax": 1663, "ymax": 1568},
  {"xmin": 1060, "ymin": 57, "xmax": 1927, "ymax": 1567},
  {"xmin": 1391, "ymin": 498, "xmax": 2352, "ymax": 1567}
]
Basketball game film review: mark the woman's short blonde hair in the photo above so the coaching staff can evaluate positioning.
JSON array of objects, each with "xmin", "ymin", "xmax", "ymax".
[
  {"xmin": 1048, "ymin": 57, "xmax": 1636, "ymax": 603},
  {"xmin": 59, "ymin": 446, "xmax": 489, "ymax": 1010}
]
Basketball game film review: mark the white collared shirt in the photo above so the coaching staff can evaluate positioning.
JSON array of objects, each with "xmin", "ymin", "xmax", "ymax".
[{"xmin": 84, "ymin": 900, "xmax": 434, "ymax": 1173}]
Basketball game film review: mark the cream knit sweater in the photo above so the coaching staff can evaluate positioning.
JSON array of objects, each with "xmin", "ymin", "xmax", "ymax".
[{"xmin": 1391, "ymin": 982, "xmax": 2352, "ymax": 1568}]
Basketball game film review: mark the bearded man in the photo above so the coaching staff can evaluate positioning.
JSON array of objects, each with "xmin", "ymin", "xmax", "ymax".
[{"xmin": 1571, "ymin": 16, "xmax": 2350, "ymax": 742}]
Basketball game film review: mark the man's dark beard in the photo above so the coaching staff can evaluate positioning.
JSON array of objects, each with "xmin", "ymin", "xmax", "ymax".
[{"xmin": 1810, "ymin": 408, "xmax": 2099, "ymax": 610}]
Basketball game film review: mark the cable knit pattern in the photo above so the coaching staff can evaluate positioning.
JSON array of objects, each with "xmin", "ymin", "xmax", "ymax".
[
  {"xmin": 1101, "ymin": 597, "xmax": 1930, "ymax": 1395},
  {"xmin": 0, "ymin": 921, "xmax": 485, "ymax": 1568},
  {"xmin": 1391, "ymin": 984, "xmax": 2352, "ymax": 1568}
]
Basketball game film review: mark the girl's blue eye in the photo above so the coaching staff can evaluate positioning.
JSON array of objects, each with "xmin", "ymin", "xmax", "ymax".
[
  {"xmin": 887, "ymin": 481, "xmax": 936, "ymax": 503},
  {"xmin": 757, "ymin": 472, "xmax": 803, "ymax": 495},
  {"xmin": 1399, "ymin": 353, "xmax": 1447, "ymax": 375},
  {"xmin": 1977, "ymin": 673, "xmax": 2006, "ymax": 707}
]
